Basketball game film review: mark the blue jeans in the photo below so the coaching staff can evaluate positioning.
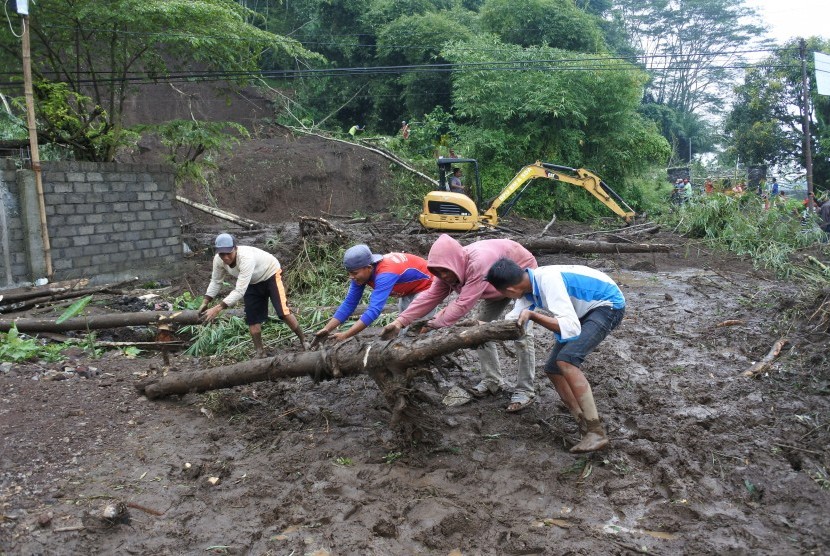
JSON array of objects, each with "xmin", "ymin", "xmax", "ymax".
[{"xmin": 543, "ymin": 306, "xmax": 625, "ymax": 373}]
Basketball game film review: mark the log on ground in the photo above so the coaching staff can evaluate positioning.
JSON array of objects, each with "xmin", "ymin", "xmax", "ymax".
[
  {"xmin": 137, "ymin": 321, "xmax": 523, "ymax": 439},
  {"xmin": 521, "ymin": 237, "xmax": 671, "ymax": 254},
  {"xmin": 0, "ymin": 310, "xmax": 207, "ymax": 333},
  {"xmin": 136, "ymin": 320, "xmax": 523, "ymax": 400}
]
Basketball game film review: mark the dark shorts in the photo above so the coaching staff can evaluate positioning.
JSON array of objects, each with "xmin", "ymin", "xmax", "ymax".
[
  {"xmin": 243, "ymin": 271, "xmax": 290, "ymax": 325},
  {"xmin": 543, "ymin": 306, "xmax": 625, "ymax": 374}
]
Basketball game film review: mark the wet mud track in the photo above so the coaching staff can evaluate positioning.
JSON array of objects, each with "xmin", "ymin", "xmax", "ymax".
[{"xmin": 2, "ymin": 251, "xmax": 829, "ymax": 555}]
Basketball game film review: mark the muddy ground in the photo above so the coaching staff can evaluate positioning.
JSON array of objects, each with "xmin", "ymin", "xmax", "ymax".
[{"xmin": 2, "ymin": 131, "xmax": 830, "ymax": 555}]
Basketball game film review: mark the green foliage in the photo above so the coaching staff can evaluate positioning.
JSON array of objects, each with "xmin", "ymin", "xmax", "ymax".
[
  {"xmin": 0, "ymin": 326, "xmax": 65, "ymax": 362},
  {"xmin": 376, "ymin": 12, "xmax": 473, "ymax": 118},
  {"xmin": 139, "ymin": 120, "xmax": 250, "ymax": 185},
  {"xmin": 479, "ymin": 0, "xmax": 605, "ymax": 52},
  {"xmin": 431, "ymin": 36, "xmax": 669, "ymax": 220},
  {"xmin": 0, "ymin": 0, "xmax": 321, "ymax": 161},
  {"xmin": 383, "ymin": 451, "xmax": 403, "ymax": 464},
  {"xmin": 184, "ymin": 315, "xmax": 252, "ymax": 358},
  {"xmin": 121, "ymin": 346, "xmax": 143, "ymax": 359},
  {"xmin": 612, "ymin": 0, "xmax": 768, "ymax": 114},
  {"xmin": 397, "ymin": 106, "xmax": 457, "ymax": 158},
  {"xmin": 173, "ymin": 291, "xmax": 204, "ymax": 311},
  {"xmin": 56, "ymin": 295, "xmax": 94, "ymax": 324},
  {"xmin": 724, "ymin": 37, "xmax": 830, "ymax": 190},
  {"xmin": 285, "ymin": 240, "xmax": 348, "ymax": 298},
  {"xmin": 663, "ymin": 194, "xmax": 825, "ymax": 275},
  {"xmin": 33, "ymin": 82, "xmax": 139, "ymax": 161}
]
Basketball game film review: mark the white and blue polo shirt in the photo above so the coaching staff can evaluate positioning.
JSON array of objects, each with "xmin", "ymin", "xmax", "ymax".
[{"xmin": 506, "ymin": 265, "xmax": 625, "ymax": 342}]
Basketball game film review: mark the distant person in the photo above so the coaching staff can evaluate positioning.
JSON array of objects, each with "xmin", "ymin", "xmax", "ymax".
[
  {"xmin": 704, "ymin": 178, "xmax": 714, "ymax": 195},
  {"xmin": 671, "ymin": 178, "xmax": 684, "ymax": 204},
  {"xmin": 771, "ymin": 177, "xmax": 779, "ymax": 197},
  {"xmin": 199, "ymin": 233, "xmax": 307, "ymax": 358},
  {"xmin": 312, "ymin": 245, "xmax": 434, "ymax": 345},
  {"xmin": 449, "ymin": 167, "xmax": 465, "ymax": 194},
  {"xmin": 732, "ymin": 182, "xmax": 744, "ymax": 195},
  {"xmin": 400, "ymin": 121, "xmax": 410, "ymax": 140},
  {"xmin": 820, "ymin": 199, "xmax": 830, "ymax": 237},
  {"xmin": 348, "ymin": 124, "xmax": 364, "ymax": 138},
  {"xmin": 683, "ymin": 178, "xmax": 693, "ymax": 201},
  {"xmin": 486, "ymin": 258, "xmax": 625, "ymax": 453},
  {"xmin": 381, "ymin": 234, "xmax": 539, "ymax": 413}
]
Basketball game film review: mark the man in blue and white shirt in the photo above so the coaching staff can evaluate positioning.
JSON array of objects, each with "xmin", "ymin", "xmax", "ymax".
[{"xmin": 486, "ymin": 258, "xmax": 626, "ymax": 453}]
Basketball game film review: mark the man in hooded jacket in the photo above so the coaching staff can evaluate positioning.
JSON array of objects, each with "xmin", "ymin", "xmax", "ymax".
[{"xmin": 381, "ymin": 234, "xmax": 538, "ymax": 411}]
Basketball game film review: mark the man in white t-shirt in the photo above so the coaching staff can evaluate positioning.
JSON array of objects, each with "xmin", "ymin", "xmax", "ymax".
[{"xmin": 199, "ymin": 233, "xmax": 306, "ymax": 357}]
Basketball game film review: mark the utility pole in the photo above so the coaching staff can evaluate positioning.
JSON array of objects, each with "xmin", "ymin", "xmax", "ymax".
[
  {"xmin": 20, "ymin": 6, "xmax": 53, "ymax": 279},
  {"xmin": 799, "ymin": 38, "xmax": 815, "ymax": 209}
]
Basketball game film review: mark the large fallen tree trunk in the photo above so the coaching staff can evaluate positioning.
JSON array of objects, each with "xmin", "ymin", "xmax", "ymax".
[
  {"xmin": 137, "ymin": 320, "xmax": 523, "ymax": 438},
  {"xmin": 137, "ymin": 320, "xmax": 522, "ymax": 399},
  {"xmin": 521, "ymin": 237, "xmax": 671, "ymax": 254},
  {"xmin": 0, "ymin": 309, "xmax": 207, "ymax": 333}
]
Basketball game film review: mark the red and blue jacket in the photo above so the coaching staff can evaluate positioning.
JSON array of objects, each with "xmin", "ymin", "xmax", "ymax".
[{"xmin": 333, "ymin": 253, "xmax": 433, "ymax": 326}]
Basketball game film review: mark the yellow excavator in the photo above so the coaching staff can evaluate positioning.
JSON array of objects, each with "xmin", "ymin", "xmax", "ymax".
[{"xmin": 419, "ymin": 158, "xmax": 636, "ymax": 231}]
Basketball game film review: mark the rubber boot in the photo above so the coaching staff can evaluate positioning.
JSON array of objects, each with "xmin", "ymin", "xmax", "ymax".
[
  {"xmin": 569, "ymin": 418, "xmax": 608, "ymax": 453},
  {"xmin": 252, "ymin": 332, "xmax": 265, "ymax": 359}
]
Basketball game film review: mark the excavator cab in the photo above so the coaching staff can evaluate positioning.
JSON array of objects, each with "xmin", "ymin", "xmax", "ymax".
[{"xmin": 419, "ymin": 158, "xmax": 488, "ymax": 231}]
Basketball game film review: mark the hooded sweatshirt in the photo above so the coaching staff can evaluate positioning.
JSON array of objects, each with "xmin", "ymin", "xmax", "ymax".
[{"xmin": 395, "ymin": 234, "xmax": 537, "ymax": 328}]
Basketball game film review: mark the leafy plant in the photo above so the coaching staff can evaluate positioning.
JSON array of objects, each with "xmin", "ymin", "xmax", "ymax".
[
  {"xmin": 56, "ymin": 295, "xmax": 94, "ymax": 324},
  {"xmin": 172, "ymin": 291, "xmax": 203, "ymax": 311},
  {"xmin": 140, "ymin": 120, "xmax": 250, "ymax": 185},
  {"xmin": 662, "ymin": 193, "xmax": 825, "ymax": 275},
  {"xmin": 121, "ymin": 346, "xmax": 143, "ymax": 359},
  {"xmin": 0, "ymin": 325, "xmax": 64, "ymax": 362},
  {"xmin": 334, "ymin": 456, "xmax": 354, "ymax": 466},
  {"xmin": 383, "ymin": 451, "xmax": 403, "ymax": 464},
  {"xmin": 0, "ymin": 0, "xmax": 322, "ymax": 161}
]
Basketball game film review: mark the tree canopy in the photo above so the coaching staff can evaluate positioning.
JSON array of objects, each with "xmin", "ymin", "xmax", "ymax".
[
  {"xmin": 0, "ymin": 0, "xmax": 322, "ymax": 160},
  {"xmin": 724, "ymin": 37, "xmax": 830, "ymax": 189}
]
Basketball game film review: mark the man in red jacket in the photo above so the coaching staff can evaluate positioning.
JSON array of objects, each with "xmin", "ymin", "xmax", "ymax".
[
  {"xmin": 313, "ymin": 245, "xmax": 433, "ymax": 344},
  {"xmin": 382, "ymin": 234, "xmax": 538, "ymax": 412}
]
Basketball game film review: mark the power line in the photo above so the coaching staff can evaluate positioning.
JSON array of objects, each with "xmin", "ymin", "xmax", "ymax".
[{"xmin": 33, "ymin": 22, "xmax": 799, "ymax": 60}]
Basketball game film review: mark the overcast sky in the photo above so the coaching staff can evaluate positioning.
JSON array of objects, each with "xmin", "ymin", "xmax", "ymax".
[{"xmin": 748, "ymin": 0, "xmax": 829, "ymax": 44}]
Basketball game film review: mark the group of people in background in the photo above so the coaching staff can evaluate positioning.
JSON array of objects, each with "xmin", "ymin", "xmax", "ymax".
[
  {"xmin": 672, "ymin": 175, "xmax": 830, "ymax": 236},
  {"xmin": 198, "ymin": 232, "xmax": 626, "ymax": 454}
]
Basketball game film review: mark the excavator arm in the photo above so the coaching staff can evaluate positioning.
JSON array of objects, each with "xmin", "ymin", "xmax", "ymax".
[
  {"xmin": 540, "ymin": 163, "xmax": 635, "ymax": 223},
  {"xmin": 419, "ymin": 160, "xmax": 635, "ymax": 231},
  {"xmin": 480, "ymin": 161, "xmax": 635, "ymax": 225}
]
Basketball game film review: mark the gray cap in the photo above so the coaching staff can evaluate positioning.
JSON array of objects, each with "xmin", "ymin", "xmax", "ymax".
[
  {"xmin": 214, "ymin": 233, "xmax": 236, "ymax": 254},
  {"xmin": 343, "ymin": 244, "xmax": 382, "ymax": 271}
]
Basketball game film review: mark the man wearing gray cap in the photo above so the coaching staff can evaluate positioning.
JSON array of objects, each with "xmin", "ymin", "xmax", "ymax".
[
  {"xmin": 199, "ymin": 233, "xmax": 306, "ymax": 357},
  {"xmin": 312, "ymin": 244, "xmax": 433, "ymax": 345}
]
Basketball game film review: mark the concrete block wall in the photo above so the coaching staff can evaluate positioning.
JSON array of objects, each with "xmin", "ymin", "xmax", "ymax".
[
  {"xmin": 0, "ymin": 160, "xmax": 27, "ymax": 283},
  {"xmin": 0, "ymin": 158, "xmax": 180, "ymax": 287}
]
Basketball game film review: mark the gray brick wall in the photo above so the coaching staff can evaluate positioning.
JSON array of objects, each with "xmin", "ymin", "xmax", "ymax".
[
  {"xmin": 0, "ymin": 159, "xmax": 181, "ymax": 287},
  {"xmin": 0, "ymin": 160, "xmax": 28, "ymax": 284}
]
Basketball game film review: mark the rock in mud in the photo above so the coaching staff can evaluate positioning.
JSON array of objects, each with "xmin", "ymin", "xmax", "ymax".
[{"xmin": 442, "ymin": 385, "xmax": 472, "ymax": 407}]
